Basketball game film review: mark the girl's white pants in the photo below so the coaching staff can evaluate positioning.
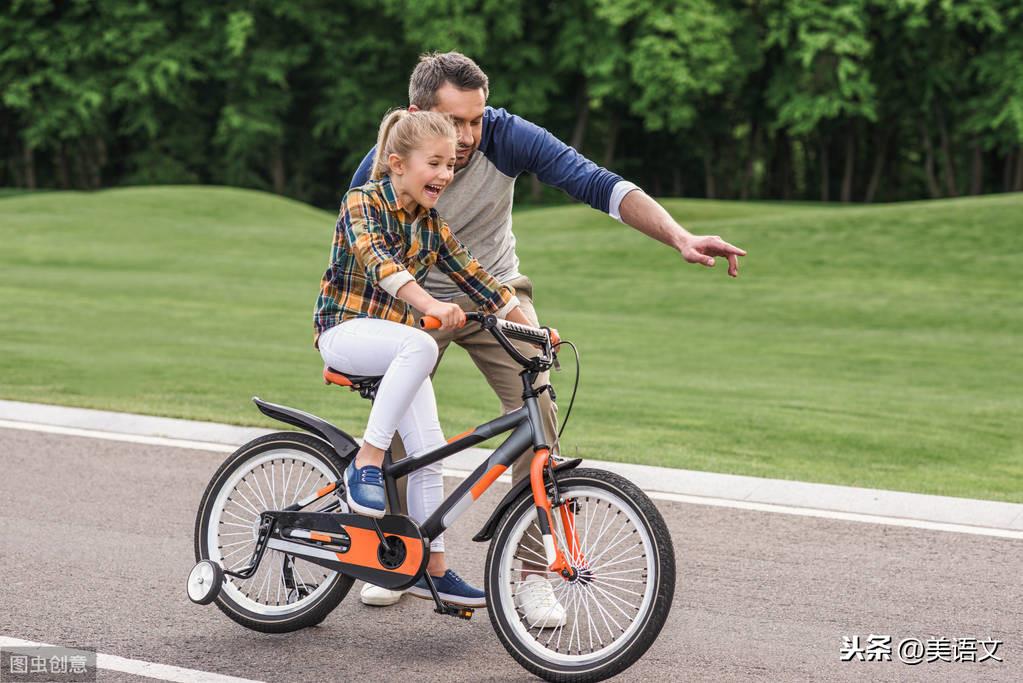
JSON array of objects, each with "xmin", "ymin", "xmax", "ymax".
[{"xmin": 318, "ymin": 318, "xmax": 446, "ymax": 552}]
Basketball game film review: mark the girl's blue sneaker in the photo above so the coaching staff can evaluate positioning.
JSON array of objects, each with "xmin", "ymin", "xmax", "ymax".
[
  {"xmin": 344, "ymin": 461, "xmax": 386, "ymax": 518},
  {"xmin": 408, "ymin": 569, "xmax": 486, "ymax": 608}
]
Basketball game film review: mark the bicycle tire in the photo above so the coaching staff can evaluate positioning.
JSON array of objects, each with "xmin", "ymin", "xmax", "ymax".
[{"xmin": 485, "ymin": 468, "xmax": 675, "ymax": 682}]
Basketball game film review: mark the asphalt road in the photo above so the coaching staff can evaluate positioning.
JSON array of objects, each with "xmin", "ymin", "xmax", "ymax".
[{"xmin": 1, "ymin": 427, "xmax": 1020, "ymax": 682}]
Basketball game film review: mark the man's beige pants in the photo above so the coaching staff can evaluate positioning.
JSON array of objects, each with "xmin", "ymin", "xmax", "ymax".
[{"xmin": 389, "ymin": 275, "xmax": 558, "ymax": 524}]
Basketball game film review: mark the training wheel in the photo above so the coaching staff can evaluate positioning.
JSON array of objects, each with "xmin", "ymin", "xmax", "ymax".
[{"xmin": 187, "ymin": 560, "xmax": 224, "ymax": 605}]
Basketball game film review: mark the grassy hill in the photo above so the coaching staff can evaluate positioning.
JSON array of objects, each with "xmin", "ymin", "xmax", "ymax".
[{"xmin": 1, "ymin": 187, "xmax": 1020, "ymax": 501}]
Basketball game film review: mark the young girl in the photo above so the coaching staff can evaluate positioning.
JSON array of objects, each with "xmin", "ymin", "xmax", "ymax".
[{"xmin": 313, "ymin": 109, "xmax": 533, "ymax": 606}]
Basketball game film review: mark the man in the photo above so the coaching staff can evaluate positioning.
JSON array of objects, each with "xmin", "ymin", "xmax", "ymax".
[{"xmin": 349, "ymin": 52, "xmax": 746, "ymax": 620}]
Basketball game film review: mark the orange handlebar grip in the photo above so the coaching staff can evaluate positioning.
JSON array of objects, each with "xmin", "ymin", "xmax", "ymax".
[
  {"xmin": 420, "ymin": 316, "xmax": 442, "ymax": 330},
  {"xmin": 549, "ymin": 328, "xmax": 561, "ymax": 346}
]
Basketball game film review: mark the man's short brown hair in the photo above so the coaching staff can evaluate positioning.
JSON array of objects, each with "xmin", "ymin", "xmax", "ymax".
[{"xmin": 409, "ymin": 51, "xmax": 489, "ymax": 109}]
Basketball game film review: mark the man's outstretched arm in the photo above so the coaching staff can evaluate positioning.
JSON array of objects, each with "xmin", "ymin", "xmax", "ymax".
[
  {"xmin": 486, "ymin": 108, "xmax": 747, "ymax": 276},
  {"xmin": 617, "ymin": 189, "xmax": 747, "ymax": 278}
]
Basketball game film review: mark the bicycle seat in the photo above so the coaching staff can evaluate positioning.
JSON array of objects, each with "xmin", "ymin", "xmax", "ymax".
[{"xmin": 323, "ymin": 367, "xmax": 382, "ymax": 400}]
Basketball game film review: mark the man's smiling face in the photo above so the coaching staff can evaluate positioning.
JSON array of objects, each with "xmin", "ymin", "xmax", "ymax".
[{"xmin": 419, "ymin": 82, "xmax": 485, "ymax": 171}]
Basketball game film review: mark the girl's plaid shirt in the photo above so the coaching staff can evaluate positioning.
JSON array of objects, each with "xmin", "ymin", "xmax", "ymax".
[{"xmin": 314, "ymin": 176, "xmax": 513, "ymax": 343}]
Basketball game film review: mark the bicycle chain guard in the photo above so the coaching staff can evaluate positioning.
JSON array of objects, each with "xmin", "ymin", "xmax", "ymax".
[{"xmin": 259, "ymin": 511, "xmax": 429, "ymax": 590}]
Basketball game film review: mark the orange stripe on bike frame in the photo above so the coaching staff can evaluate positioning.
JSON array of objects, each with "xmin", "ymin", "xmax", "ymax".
[
  {"xmin": 316, "ymin": 482, "xmax": 336, "ymax": 497},
  {"xmin": 470, "ymin": 464, "xmax": 507, "ymax": 500},
  {"xmin": 335, "ymin": 526, "xmax": 424, "ymax": 576},
  {"xmin": 447, "ymin": 428, "xmax": 474, "ymax": 444},
  {"xmin": 309, "ymin": 531, "xmax": 333, "ymax": 543}
]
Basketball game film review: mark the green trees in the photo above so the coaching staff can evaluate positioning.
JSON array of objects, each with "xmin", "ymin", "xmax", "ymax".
[{"xmin": 2, "ymin": 0, "xmax": 1021, "ymax": 205}]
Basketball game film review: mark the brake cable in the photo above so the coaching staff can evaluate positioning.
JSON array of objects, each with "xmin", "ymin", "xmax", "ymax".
[{"xmin": 551, "ymin": 339, "xmax": 580, "ymax": 444}]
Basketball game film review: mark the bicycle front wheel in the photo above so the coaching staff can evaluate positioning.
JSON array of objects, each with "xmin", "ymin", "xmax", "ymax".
[{"xmin": 485, "ymin": 468, "xmax": 675, "ymax": 682}]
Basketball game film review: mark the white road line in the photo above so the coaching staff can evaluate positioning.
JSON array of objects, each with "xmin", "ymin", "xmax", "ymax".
[
  {"xmin": 3, "ymin": 418, "xmax": 1021, "ymax": 540},
  {"xmin": 650, "ymin": 491, "xmax": 1023, "ymax": 540},
  {"xmin": 0, "ymin": 419, "xmax": 235, "ymax": 453},
  {"xmin": 0, "ymin": 637, "xmax": 264, "ymax": 683}
]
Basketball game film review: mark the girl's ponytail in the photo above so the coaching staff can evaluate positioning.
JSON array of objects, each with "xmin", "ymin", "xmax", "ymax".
[
  {"xmin": 371, "ymin": 109, "xmax": 408, "ymax": 180},
  {"xmin": 369, "ymin": 109, "xmax": 457, "ymax": 181}
]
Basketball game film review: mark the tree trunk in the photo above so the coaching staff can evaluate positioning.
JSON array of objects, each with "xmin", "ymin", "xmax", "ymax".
[
  {"xmin": 56, "ymin": 144, "xmax": 71, "ymax": 189},
  {"xmin": 841, "ymin": 126, "xmax": 855, "ymax": 202},
  {"xmin": 672, "ymin": 167, "xmax": 683, "ymax": 196},
  {"xmin": 767, "ymin": 131, "xmax": 790, "ymax": 200},
  {"xmin": 90, "ymin": 136, "xmax": 106, "ymax": 189},
  {"xmin": 918, "ymin": 122, "xmax": 942, "ymax": 198},
  {"xmin": 530, "ymin": 174, "xmax": 542, "ymax": 201},
  {"xmin": 569, "ymin": 80, "xmax": 589, "ymax": 152},
  {"xmin": 740, "ymin": 122, "xmax": 758, "ymax": 200},
  {"xmin": 73, "ymin": 146, "xmax": 88, "ymax": 189},
  {"xmin": 935, "ymin": 106, "xmax": 958, "ymax": 197},
  {"xmin": 703, "ymin": 151, "xmax": 716, "ymax": 199},
  {"xmin": 1003, "ymin": 151, "xmax": 1014, "ymax": 192},
  {"xmin": 819, "ymin": 137, "xmax": 829, "ymax": 202},
  {"xmin": 969, "ymin": 143, "xmax": 982, "ymax": 196},
  {"xmin": 271, "ymin": 143, "xmax": 286, "ymax": 194},
  {"xmin": 602, "ymin": 110, "xmax": 620, "ymax": 168},
  {"xmin": 864, "ymin": 127, "xmax": 888, "ymax": 203},
  {"xmin": 22, "ymin": 143, "xmax": 36, "ymax": 189},
  {"xmin": 1015, "ymin": 147, "xmax": 1023, "ymax": 192}
]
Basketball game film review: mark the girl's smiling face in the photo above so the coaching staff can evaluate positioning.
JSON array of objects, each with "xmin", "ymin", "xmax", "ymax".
[{"xmin": 390, "ymin": 135, "xmax": 456, "ymax": 212}]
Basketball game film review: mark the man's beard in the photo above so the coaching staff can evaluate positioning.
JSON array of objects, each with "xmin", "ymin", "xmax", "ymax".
[{"xmin": 455, "ymin": 145, "xmax": 476, "ymax": 170}]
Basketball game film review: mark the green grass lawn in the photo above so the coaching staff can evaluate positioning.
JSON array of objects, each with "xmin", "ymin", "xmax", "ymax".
[{"xmin": 1, "ymin": 187, "xmax": 1021, "ymax": 501}]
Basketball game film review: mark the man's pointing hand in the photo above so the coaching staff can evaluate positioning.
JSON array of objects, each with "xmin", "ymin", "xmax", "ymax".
[{"xmin": 679, "ymin": 235, "xmax": 747, "ymax": 277}]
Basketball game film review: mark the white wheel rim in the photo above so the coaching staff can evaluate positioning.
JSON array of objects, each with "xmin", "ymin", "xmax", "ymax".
[
  {"xmin": 496, "ymin": 485, "xmax": 657, "ymax": 667},
  {"xmin": 205, "ymin": 445, "xmax": 341, "ymax": 615}
]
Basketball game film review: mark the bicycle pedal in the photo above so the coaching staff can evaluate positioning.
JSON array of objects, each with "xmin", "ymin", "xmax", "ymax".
[{"xmin": 435, "ymin": 604, "xmax": 474, "ymax": 620}]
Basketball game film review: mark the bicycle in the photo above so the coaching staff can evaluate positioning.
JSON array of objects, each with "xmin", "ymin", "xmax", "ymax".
[{"xmin": 187, "ymin": 312, "xmax": 675, "ymax": 682}]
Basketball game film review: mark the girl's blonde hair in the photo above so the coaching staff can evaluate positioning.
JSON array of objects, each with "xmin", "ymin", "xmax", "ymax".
[{"xmin": 371, "ymin": 109, "xmax": 457, "ymax": 180}]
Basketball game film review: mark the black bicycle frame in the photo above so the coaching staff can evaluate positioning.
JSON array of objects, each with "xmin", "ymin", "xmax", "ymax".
[{"xmin": 385, "ymin": 370, "xmax": 548, "ymax": 546}]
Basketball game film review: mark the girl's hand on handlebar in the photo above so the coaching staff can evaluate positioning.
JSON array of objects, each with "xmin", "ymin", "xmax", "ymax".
[{"xmin": 423, "ymin": 302, "xmax": 465, "ymax": 330}]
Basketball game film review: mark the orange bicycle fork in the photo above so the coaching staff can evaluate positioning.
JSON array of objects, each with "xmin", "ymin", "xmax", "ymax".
[{"xmin": 530, "ymin": 447, "xmax": 585, "ymax": 580}]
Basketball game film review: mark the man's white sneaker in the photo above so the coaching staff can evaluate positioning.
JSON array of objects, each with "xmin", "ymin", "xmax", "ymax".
[
  {"xmin": 360, "ymin": 582, "xmax": 403, "ymax": 606},
  {"xmin": 514, "ymin": 575, "xmax": 567, "ymax": 628}
]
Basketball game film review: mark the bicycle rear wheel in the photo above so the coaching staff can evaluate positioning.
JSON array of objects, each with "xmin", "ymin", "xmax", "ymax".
[
  {"xmin": 194, "ymin": 431, "xmax": 355, "ymax": 633},
  {"xmin": 485, "ymin": 468, "xmax": 675, "ymax": 682}
]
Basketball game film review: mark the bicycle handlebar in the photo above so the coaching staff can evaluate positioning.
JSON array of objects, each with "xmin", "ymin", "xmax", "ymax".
[{"xmin": 418, "ymin": 312, "xmax": 559, "ymax": 370}]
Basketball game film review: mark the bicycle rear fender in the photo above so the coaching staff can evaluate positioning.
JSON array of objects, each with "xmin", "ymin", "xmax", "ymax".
[
  {"xmin": 252, "ymin": 396, "xmax": 359, "ymax": 460},
  {"xmin": 471, "ymin": 458, "xmax": 582, "ymax": 543}
]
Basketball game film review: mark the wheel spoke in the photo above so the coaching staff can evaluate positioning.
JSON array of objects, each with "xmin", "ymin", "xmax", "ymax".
[
  {"xmin": 292, "ymin": 464, "xmax": 314, "ymax": 505},
  {"xmin": 282, "ymin": 460, "xmax": 296, "ymax": 504},
  {"xmin": 231, "ymin": 489, "xmax": 264, "ymax": 517},
  {"xmin": 246, "ymin": 474, "xmax": 271, "ymax": 511},
  {"xmin": 261, "ymin": 464, "xmax": 276, "ymax": 510},
  {"xmin": 582, "ymin": 503, "xmax": 617, "ymax": 561},
  {"xmin": 587, "ymin": 578, "xmax": 645, "ymax": 598},
  {"xmin": 586, "ymin": 581, "xmax": 638, "ymax": 616},
  {"xmin": 222, "ymin": 509, "xmax": 254, "ymax": 524},
  {"xmin": 588, "ymin": 553, "xmax": 646, "ymax": 573},
  {"xmin": 583, "ymin": 524, "xmax": 633, "ymax": 567}
]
